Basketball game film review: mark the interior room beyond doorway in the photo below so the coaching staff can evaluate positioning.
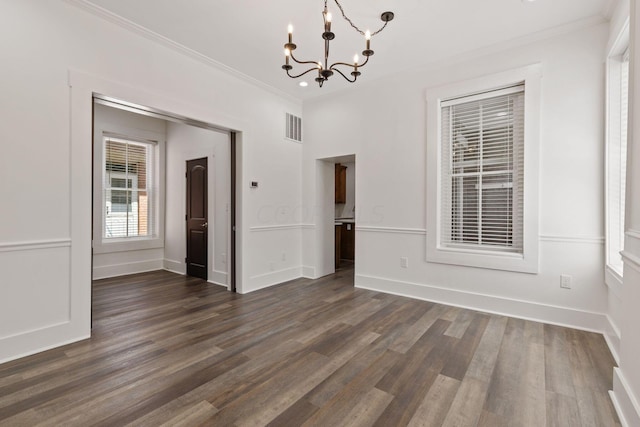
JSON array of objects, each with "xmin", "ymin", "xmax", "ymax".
[{"xmin": 91, "ymin": 100, "xmax": 232, "ymax": 290}]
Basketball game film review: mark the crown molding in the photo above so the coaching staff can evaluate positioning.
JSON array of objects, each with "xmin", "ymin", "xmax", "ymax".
[
  {"xmin": 63, "ymin": 0, "xmax": 300, "ymax": 104},
  {"xmin": 307, "ymin": 14, "xmax": 608, "ymax": 102},
  {"xmin": 432, "ymin": 15, "xmax": 608, "ymax": 71}
]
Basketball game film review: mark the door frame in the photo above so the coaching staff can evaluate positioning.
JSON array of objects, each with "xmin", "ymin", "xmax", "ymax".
[
  {"xmin": 229, "ymin": 132, "xmax": 237, "ymax": 292},
  {"xmin": 17, "ymin": 69, "xmax": 249, "ymax": 360},
  {"xmin": 314, "ymin": 154, "xmax": 356, "ymax": 279},
  {"xmin": 79, "ymin": 73, "xmax": 244, "ymax": 334},
  {"xmin": 90, "ymin": 94, "xmax": 240, "ymax": 293}
]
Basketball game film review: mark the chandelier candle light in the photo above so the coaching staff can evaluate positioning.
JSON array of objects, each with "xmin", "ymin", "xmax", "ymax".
[{"xmin": 283, "ymin": 0, "xmax": 394, "ymax": 87}]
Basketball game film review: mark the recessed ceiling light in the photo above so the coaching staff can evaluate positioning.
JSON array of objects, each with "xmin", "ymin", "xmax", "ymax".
[
  {"xmin": 522, "ymin": 0, "xmax": 536, "ymax": 2},
  {"xmin": 299, "ymin": 81, "xmax": 308, "ymax": 87}
]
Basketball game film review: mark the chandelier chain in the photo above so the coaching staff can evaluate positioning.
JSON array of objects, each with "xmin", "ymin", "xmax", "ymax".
[{"xmin": 330, "ymin": 0, "xmax": 389, "ymax": 36}]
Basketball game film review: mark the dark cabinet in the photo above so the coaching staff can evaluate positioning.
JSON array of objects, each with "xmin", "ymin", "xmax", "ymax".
[
  {"xmin": 335, "ymin": 163, "xmax": 347, "ymax": 204},
  {"xmin": 335, "ymin": 222, "xmax": 355, "ymax": 268},
  {"xmin": 341, "ymin": 223, "xmax": 355, "ymax": 261}
]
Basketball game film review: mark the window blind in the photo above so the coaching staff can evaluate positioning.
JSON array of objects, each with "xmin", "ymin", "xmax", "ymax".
[
  {"xmin": 103, "ymin": 136, "xmax": 155, "ymax": 239},
  {"xmin": 441, "ymin": 85, "xmax": 525, "ymax": 253}
]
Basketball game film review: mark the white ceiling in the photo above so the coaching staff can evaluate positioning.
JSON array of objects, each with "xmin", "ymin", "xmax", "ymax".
[{"xmin": 84, "ymin": 0, "xmax": 614, "ymax": 100}]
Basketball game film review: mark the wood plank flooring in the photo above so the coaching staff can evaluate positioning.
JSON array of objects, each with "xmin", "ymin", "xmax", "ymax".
[{"xmin": 0, "ymin": 268, "xmax": 621, "ymax": 426}]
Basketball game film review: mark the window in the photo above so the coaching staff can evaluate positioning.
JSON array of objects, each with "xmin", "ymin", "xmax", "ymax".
[
  {"xmin": 103, "ymin": 136, "xmax": 156, "ymax": 239},
  {"xmin": 109, "ymin": 177, "xmax": 134, "ymax": 213},
  {"xmin": 606, "ymin": 44, "xmax": 629, "ymax": 279},
  {"xmin": 426, "ymin": 65, "xmax": 540, "ymax": 273},
  {"xmin": 441, "ymin": 86, "xmax": 524, "ymax": 253}
]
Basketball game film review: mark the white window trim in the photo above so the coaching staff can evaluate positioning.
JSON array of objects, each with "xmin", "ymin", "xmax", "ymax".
[
  {"xmin": 93, "ymin": 127, "xmax": 165, "ymax": 255},
  {"xmin": 604, "ymin": 19, "xmax": 630, "ymax": 289},
  {"xmin": 426, "ymin": 64, "xmax": 541, "ymax": 273}
]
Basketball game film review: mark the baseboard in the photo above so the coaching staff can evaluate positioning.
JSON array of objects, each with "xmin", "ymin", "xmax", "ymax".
[
  {"xmin": 210, "ymin": 270, "xmax": 228, "ymax": 286},
  {"xmin": 611, "ymin": 368, "xmax": 640, "ymax": 427},
  {"xmin": 302, "ymin": 265, "xmax": 316, "ymax": 279},
  {"xmin": 355, "ymin": 274, "xmax": 607, "ymax": 333},
  {"xmin": 93, "ymin": 259, "xmax": 164, "ymax": 280},
  {"xmin": 207, "ymin": 280, "xmax": 228, "ymax": 289},
  {"xmin": 163, "ymin": 258, "xmax": 185, "ymax": 275},
  {"xmin": 246, "ymin": 267, "xmax": 302, "ymax": 293},
  {"xmin": 0, "ymin": 321, "xmax": 89, "ymax": 365},
  {"xmin": 604, "ymin": 315, "xmax": 621, "ymax": 365}
]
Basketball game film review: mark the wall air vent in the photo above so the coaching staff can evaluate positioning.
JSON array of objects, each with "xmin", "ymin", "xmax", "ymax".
[{"xmin": 285, "ymin": 113, "xmax": 302, "ymax": 143}]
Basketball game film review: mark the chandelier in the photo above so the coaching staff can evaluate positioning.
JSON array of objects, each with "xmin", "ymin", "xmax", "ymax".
[{"xmin": 282, "ymin": 0, "xmax": 394, "ymax": 87}]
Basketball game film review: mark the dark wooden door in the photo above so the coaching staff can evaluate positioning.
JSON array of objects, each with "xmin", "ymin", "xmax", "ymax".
[{"xmin": 186, "ymin": 158, "xmax": 208, "ymax": 279}]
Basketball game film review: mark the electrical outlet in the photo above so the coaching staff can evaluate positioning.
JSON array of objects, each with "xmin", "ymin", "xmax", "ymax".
[
  {"xmin": 282, "ymin": 252, "xmax": 286, "ymax": 261},
  {"xmin": 560, "ymin": 274, "xmax": 572, "ymax": 289},
  {"xmin": 270, "ymin": 262, "xmax": 275, "ymax": 272},
  {"xmin": 400, "ymin": 257, "xmax": 409, "ymax": 268}
]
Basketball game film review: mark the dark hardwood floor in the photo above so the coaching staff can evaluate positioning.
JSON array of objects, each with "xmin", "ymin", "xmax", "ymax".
[{"xmin": 0, "ymin": 268, "xmax": 620, "ymax": 426}]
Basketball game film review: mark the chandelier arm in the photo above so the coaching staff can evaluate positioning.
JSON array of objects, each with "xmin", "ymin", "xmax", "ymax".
[
  {"xmin": 286, "ymin": 67, "xmax": 323, "ymax": 79},
  {"xmin": 329, "ymin": 55, "xmax": 370, "ymax": 71},
  {"xmin": 289, "ymin": 51, "xmax": 321, "ymax": 67},
  {"xmin": 330, "ymin": 62, "xmax": 355, "ymax": 69},
  {"xmin": 331, "ymin": 68, "xmax": 357, "ymax": 83}
]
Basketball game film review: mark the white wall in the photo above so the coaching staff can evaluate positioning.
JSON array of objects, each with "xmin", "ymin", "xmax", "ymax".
[
  {"xmin": 611, "ymin": 1, "xmax": 640, "ymax": 425},
  {"xmin": 164, "ymin": 122, "xmax": 230, "ymax": 286},
  {"xmin": 0, "ymin": 0, "xmax": 302, "ymax": 363},
  {"xmin": 303, "ymin": 23, "xmax": 609, "ymax": 331},
  {"xmin": 92, "ymin": 103, "xmax": 167, "ymax": 280}
]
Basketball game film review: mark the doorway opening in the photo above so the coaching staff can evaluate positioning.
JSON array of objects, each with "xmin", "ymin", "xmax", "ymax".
[
  {"xmin": 334, "ymin": 157, "xmax": 356, "ymax": 271},
  {"xmin": 313, "ymin": 154, "xmax": 356, "ymax": 279},
  {"xmin": 91, "ymin": 95, "xmax": 239, "ymax": 323}
]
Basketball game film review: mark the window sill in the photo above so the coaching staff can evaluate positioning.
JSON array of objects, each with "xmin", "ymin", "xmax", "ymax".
[
  {"xmin": 93, "ymin": 236, "xmax": 163, "ymax": 254},
  {"xmin": 426, "ymin": 243, "xmax": 538, "ymax": 274}
]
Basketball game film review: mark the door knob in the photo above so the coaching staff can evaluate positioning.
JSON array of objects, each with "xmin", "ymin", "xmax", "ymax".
[{"xmin": 202, "ymin": 222, "xmax": 208, "ymax": 228}]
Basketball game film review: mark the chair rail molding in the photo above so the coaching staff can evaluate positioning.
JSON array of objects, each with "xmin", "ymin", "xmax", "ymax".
[{"xmin": 0, "ymin": 238, "xmax": 72, "ymax": 253}]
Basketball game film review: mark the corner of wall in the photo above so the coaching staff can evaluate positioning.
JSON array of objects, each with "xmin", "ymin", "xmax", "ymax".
[
  {"xmin": 163, "ymin": 259, "xmax": 186, "ymax": 275},
  {"xmin": 611, "ymin": 368, "xmax": 640, "ymax": 427}
]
